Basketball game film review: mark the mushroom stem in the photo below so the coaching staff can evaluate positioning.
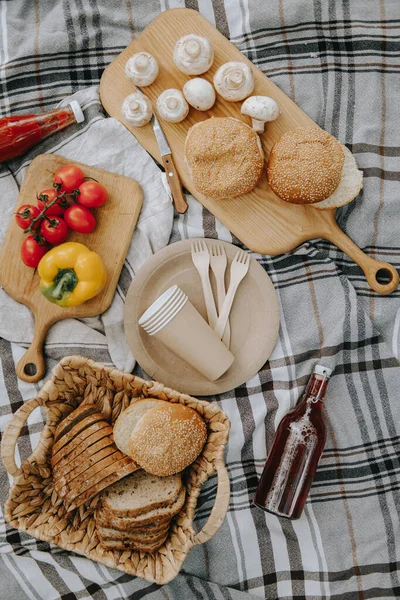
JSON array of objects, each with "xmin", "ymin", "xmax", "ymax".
[
  {"xmin": 185, "ymin": 39, "xmax": 201, "ymax": 58},
  {"xmin": 251, "ymin": 118, "xmax": 266, "ymax": 133}
]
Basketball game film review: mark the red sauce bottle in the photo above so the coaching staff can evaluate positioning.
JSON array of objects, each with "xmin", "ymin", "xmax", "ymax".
[
  {"xmin": 0, "ymin": 101, "xmax": 84, "ymax": 162},
  {"xmin": 254, "ymin": 365, "xmax": 332, "ymax": 519}
]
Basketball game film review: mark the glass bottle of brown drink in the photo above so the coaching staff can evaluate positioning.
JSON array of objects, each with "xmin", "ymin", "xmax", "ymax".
[{"xmin": 254, "ymin": 365, "xmax": 332, "ymax": 519}]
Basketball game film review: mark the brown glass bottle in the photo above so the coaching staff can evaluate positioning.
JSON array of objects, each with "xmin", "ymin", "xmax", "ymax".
[{"xmin": 254, "ymin": 365, "xmax": 331, "ymax": 519}]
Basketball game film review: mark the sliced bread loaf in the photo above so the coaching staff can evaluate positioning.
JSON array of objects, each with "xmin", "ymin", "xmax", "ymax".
[
  {"xmin": 51, "ymin": 422, "xmax": 112, "ymax": 468},
  {"xmin": 52, "ymin": 413, "xmax": 106, "ymax": 455},
  {"xmin": 101, "ymin": 470, "xmax": 182, "ymax": 517},
  {"xmin": 97, "ymin": 487, "xmax": 186, "ymax": 529},
  {"xmin": 54, "ymin": 436, "xmax": 116, "ymax": 479},
  {"xmin": 64, "ymin": 456, "xmax": 138, "ymax": 511},
  {"xmin": 54, "ymin": 404, "xmax": 98, "ymax": 443},
  {"xmin": 55, "ymin": 445, "xmax": 119, "ymax": 492},
  {"xmin": 113, "ymin": 399, "xmax": 168, "ymax": 455}
]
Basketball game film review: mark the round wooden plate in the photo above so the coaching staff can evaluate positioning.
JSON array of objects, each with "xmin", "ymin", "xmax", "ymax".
[{"xmin": 124, "ymin": 239, "xmax": 280, "ymax": 396}]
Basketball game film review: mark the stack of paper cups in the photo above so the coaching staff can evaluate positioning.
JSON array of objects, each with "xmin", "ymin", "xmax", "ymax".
[{"xmin": 139, "ymin": 286, "xmax": 234, "ymax": 381}]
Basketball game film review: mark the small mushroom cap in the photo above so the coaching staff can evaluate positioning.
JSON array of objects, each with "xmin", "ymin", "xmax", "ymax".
[
  {"xmin": 213, "ymin": 62, "xmax": 254, "ymax": 102},
  {"xmin": 121, "ymin": 92, "xmax": 153, "ymax": 127},
  {"xmin": 156, "ymin": 89, "xmax": 189, "ymax": 123},
  {"xmin": 241, "ymin": 96, "xmax": 280, "ymax": 121},
  {"xmin": 125, "ymin": 52, "xmax": 159, "ymax": 86},
  {"xmin": 173, "ymin": 34, "xmax": 214, "ymax": 75},
  {"xmin": 183, "ymin": 78, "xmax": 216, "ymax": 111}
]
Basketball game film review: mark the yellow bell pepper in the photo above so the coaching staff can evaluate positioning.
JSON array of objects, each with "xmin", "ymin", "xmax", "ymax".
[{"xmin": 38, "ymin": 242, "xmax": 107, "ymax": 307}]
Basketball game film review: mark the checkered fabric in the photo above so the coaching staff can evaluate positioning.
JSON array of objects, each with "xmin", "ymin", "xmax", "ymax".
[{"xmin": 1, "ymin": 1, "xmax": 400, "ymax": 599}]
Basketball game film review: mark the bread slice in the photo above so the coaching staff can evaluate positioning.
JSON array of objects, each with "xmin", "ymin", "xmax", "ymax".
[
  {"xmin": 54, "ymin": 404, "xmax": 98, "ymax": 443},
  {"xmin": 67, "ymin": 461, "xmax": 139, "ymax": 511},
  {"xmin": 52, "ymin": 413, "xmax": 106, "ymax": 455},
  {"xmin": 54, "ymin": 445, "xmax": 119, "ymax": 492},
  {"xmin": 94, "ymin": 514, "xmax": 169, "ymax": 536},
  {"xmin": 99, "ymin": 532, "xmax": 168, "ymax": 553},
  {"xmin": 98, "ymin": 524, "xmax": 169, "ymax": 542},
  {"xmin": 113, "ymin": 399, "xmax": 168, "ymax": 455},
  {"xmin": 51, "ymin": 423, "xmax": 112, "ymax": 468},
  {"xmin": 97, "ymin": 487, "xmax": 186, "ymax": 529},
  {"xmin": 54, "ymin": 436, "xmax": 116, "ymax": 479},
  {"xmin": 101, "ymin": 470, "xmax": 182, "ymax": 517}
]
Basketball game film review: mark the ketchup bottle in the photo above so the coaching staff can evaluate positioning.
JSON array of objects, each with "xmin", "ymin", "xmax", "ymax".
[
  {"xmin": 0, "ymin": 101, "xmax": 84, "ymax": 162},
  {"xmin": 254, "ymin": 365, "xmax": 332, "ymax": 519}
]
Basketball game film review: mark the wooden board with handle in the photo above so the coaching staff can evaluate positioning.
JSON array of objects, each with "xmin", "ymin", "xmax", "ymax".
[
  {"xmin": 0, "ymin": 154, "xmax": 142, "ymax": 383},
  {"xmin": 99, "ymin": 8, "xmax": 398, "ymax": 295}
]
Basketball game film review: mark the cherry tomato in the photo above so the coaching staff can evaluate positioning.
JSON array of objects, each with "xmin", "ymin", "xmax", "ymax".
[
  {"xmin": 37, "ymin": 188, "xmax": 65, "ymax": 217},
  {"xmin": 15, "ymin": 204, "xmax": 41, "ymax": 230},
  {"xmin": 64, "ymin": 205, "xmax": 96, "ymax": 233},
  {"xmin": 76, "ymin": 181, "xmax": 108, "ymax": 208},
  {"xmin": 40, "ymin": 217, "xmax": 69, "ymax": 245},
  {"xmin": 54, "ymin": 165, "xmax": 85, "ymax": 193},
  {"xmin": 20, "ymin": 236, "xmax": 49, "ymax": 268}
]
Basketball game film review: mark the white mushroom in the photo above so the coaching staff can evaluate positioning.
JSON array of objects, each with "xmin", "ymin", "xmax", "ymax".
[
  {"xmin": 183, "ymin": 78, "xmax": 216, "ymax": 111},
  {"xmin": 213, "ymin": 62, "xmax": 254, "ymax": 102},
  {"xmin": 121, "ymin": 92, "xmax": 152, "ymax": 127},
  {"xmin": 156, "ymin": 89, "xmax": 189, "ymax": 123},
  {"xmin": 173, "ymin": 34, "xmax": 214, "ymax": 75},
  {"xmin": 241, "ymin": 96, "xmax": 280, "ymax": 133},
  {"xmin": 125, "ymin": 52, "xmax": 159, "ymax": 86}
]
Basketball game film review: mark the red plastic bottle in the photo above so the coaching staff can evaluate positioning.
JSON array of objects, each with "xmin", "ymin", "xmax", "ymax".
[
  {"xmin": 254, "ymin": 365, "xmax": 332, "ymax": 519},
  {"xmin": 0, "ymin": 101, "xmax": 84, "ymax": 162}
]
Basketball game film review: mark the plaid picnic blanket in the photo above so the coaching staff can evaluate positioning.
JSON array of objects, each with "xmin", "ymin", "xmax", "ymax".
[{"xmin": 1, "ymin": 1, "xmax": 400, "ymax": 599}]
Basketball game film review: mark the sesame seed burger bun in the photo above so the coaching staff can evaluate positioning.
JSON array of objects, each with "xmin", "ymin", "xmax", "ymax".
[
  {"xmin": 267, "ymin": 127, "xmax": 348, "ymax": 205},
  {"xmin": 128, "ymin": 403, "xmax": 207, "ymax": 477},
  {"xmin": 184, "ymin": 117, "xmax": 264, "ymax": 199}
]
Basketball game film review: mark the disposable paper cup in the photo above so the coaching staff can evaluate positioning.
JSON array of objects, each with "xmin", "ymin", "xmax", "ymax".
[
  {"xmin": 139, "ymin": 285, "xmax": 182, "ymax": 328},
  {"xmin": 139, "ymin": 286, "xmax": 234, "ymax": 381}
]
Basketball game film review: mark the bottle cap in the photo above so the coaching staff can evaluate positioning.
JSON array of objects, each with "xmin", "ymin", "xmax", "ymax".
[
  {"xmin": 314, "ymin": 364, "xmax": 332, "ymax": 377},
  {"xmin": 69, "ymin": 101, "xmax": 85, "ymax": 124}
]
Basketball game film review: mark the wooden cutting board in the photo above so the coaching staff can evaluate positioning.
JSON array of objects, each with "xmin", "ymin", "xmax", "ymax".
[
  {"xmin": 0, "ymin": 154, "xmax": 142, "ymax": 383},
  {"xmin": 99, "ymin": 8, "xmax": 398, "ymax": 295}
]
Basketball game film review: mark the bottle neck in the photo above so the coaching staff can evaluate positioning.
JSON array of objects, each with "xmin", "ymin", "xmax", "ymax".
[{"xmin": 304, "ymin": 372, "xmax": 329, "ymax": 403}]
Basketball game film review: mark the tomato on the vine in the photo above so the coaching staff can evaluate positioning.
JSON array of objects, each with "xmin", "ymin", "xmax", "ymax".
[
  {"xmin": 15, "ymin": 204, "xmax": 41, "ymax": 230},
  {"xmin": 54, "ymin": 165, "xmax": 85, "ymax": 193},
  {"xmin": 20, "ymin": 236, "xmax": 49, "ymax": 268},
  {"xmin": 76, "ymin": 181, "xmax": 108, "ymax": 208},
  {"xmin": 64, "ymin": 205, "xmax": 96, "ymax": 233},
  {"xmin": 40, "ymin": 217, "xmax": 69, "ymax": 245},
  {"xmin": 37, "ymin": 188, "xmax": 66, "ymax": 217}
]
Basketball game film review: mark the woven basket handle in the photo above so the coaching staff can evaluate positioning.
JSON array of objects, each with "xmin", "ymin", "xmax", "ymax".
[
  {"xmin": 192, "ymin": 459, "xmax": 230, "ymax": 546},
  {"xmin": 1, "ymin": 397, "xmax": 44, "ymax": 477}
]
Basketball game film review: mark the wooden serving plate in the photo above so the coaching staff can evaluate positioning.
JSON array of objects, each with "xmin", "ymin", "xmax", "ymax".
[
  {"xmin": 0, "ymin": 154, "xmax": 142, "ymax": 383},
  {"xmin": 100, "ymin": 8, "xmax": 398, "ymax": 295}
]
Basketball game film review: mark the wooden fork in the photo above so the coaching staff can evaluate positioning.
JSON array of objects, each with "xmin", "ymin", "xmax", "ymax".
[
  {"xmin": 210, "ymin": 244, "xmax": 231, "ymax": 348},
  {"xmin": 214, "ymin": 249, "xmax": 250, "ymax": 340},
  {"xmin": 191, "ymin": 240, "xmax": 218, "ymax": 328}
]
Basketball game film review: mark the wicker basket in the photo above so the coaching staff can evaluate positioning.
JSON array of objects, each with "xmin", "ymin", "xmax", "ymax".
[{"xmin": 1, "ymin": 356, "xmax": 230, "ymax": 584}]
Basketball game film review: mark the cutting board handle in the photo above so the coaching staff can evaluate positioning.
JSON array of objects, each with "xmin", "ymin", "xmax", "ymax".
[
  {"xmin": 322, "ymin": 221, "xmax": 399, "ymax": 295},
  {"xmin": 15, "ymin": 317, "xmax": 50, "ymax": 383}
]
